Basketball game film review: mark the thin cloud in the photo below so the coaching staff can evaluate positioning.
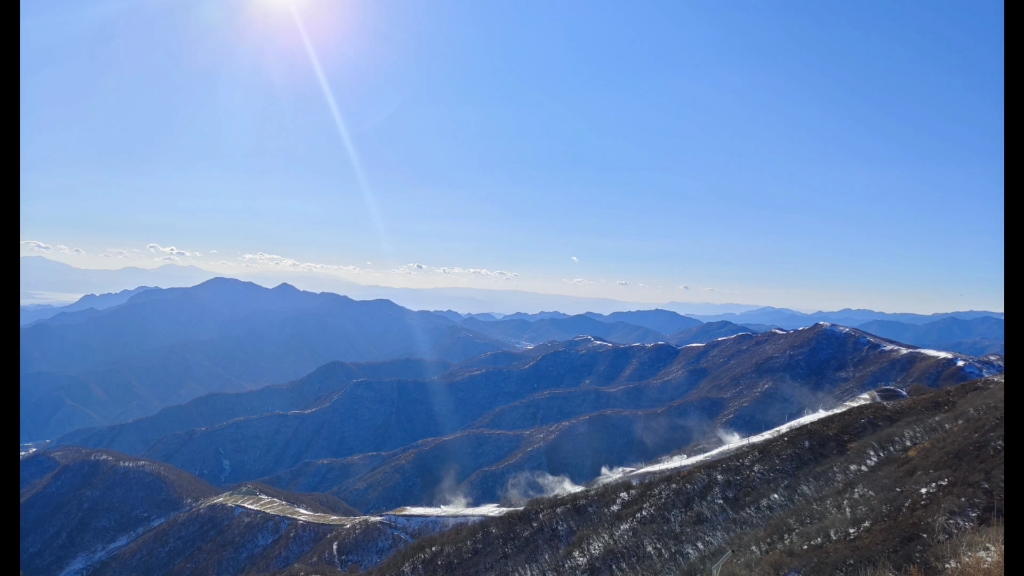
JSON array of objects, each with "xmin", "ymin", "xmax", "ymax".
[
  {"xmin": 237, "ymin": 252, "xmax": 517, "ymax": 283},
  {"xmin": 564, "ymin": 278, "xmax": 594, "ymax": 285},
  {"xmin": 394, "ymin": 263, "xmax": 519, "ymax": 281},
  {"xmin": 147, "ymin": 243, "xmax": 191, "ymax": 257},
  {"xmin": 103, "ymin": 249, "xmax": 133, "ymax": 259},
  {"xmin": 617, "ymin": 280, "xmax": 630, "ymax": 286},
  {"xmin": 55, "ymin": 245, "xmax": 86, "ymax": 255},
  {"xmin": 243, "ymin": 252, "xmax": 363, "ymax": 273},
  {"xmin": 571, "ymin": 256, "xmax": 579, "ymax": 263},
  {"xmin": 20, "ymin": 240, "xmax": 52, "ymax": 252},
  {"xmin": 680, "ymin": 285, "xmax": 690, "ymax": 291}
]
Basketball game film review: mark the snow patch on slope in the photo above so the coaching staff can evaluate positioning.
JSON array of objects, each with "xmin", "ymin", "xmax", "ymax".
[
  {"xmin": 594, "ymin": 392, "xmax": 876, "ymax": 486},
  {"xmin": 59, "ymin": 515, "xmax": 171, "ymax": 576},
  {"xmin": 386, "ymin": 503, "xmax": 520, "ymax": 518}
]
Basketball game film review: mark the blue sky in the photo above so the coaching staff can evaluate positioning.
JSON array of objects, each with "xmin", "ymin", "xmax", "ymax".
[{"xmin": 20, "ymin": 0, "xmax": 1003, "ymax": 313}]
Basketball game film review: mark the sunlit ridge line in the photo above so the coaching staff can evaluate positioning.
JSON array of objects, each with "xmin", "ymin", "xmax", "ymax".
[{"xmin": 288, "ymin": 2, "xmax": 390, "ymax": 253}]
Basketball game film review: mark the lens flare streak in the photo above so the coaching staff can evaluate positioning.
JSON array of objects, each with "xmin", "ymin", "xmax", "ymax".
[{"xmin": 288, "ymin": 1, "xmax": 390, "ymax": 252}]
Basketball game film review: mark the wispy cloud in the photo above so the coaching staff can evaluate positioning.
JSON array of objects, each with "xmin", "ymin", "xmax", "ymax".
[
  {"xmin": 55, "ymin": 245, "xmax": 86, "ymax": 255},
  {"xmin": 617, "ymin": 280, "xmax": 630, "ymax": 286},
  {"xmin": 159, "ymin": 255, "xmax": 180, "ymax": 262},
  {"xmin": 147, "ymin": 243, "xmax": 191, "ymax": 257},
  {"xmin": 242, "ymin": 252, "xmax": 363, "ymax": 273},
  {"xmin": 705, "ymin": 287, "xmax": 716, "ymax": 291},
  {"xmin": 239, "ymin": 253, "xmax": 511, "ymax": 281},
  {"xmin": 209, "ymin": 250, "xmax": 218, "ymax": 255},
  {"xmin": 20, "ymin": 240, "xmax": 52, "ymax": 252},
  {"xmin": 680, "ymin": 285, "xmax": 690, "ymax": 291},
  {"xmin": 571, "ymin": 256, "xmax": 579, "ymax": 263},
  {"xmin": 394, "ymin": 263, "xmax": 519, "ymax": 281},
  {"xmin": 102, "ymin": 248, "xmax": 133, "ymax": 259},
  {"xmin": 564, "ymin": 278, "xmax": 594, "ymax": 285}
]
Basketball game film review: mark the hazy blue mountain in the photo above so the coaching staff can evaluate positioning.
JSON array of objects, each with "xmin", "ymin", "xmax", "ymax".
[
  {"xmin": 693, "ymin": 306, "xmax": 1004, "ymax": 329},
  {"xmin": 583, "ymin": 309, "xmax": 703, "ymax": 334},
  {"xmin": 78, "ymin": 325, "xmax": 1000, "ymax": 512},
  {"xmin": 20, "ymin": 278, "xmax": 511, "ymax": 443},
  {"xmin": 500, "ymin": 311, "xmax": 571, "ymax": 321},
  {"xmin": 660, "ymin": 301, "xmax": 763, "ymax": 315},
  {"xmin": 19, "ymin": 304, "xmax": 56, "ymax": 323},
  {"xmin": 460, "ymin": 315, "xmax": 667, "ymax": 346},
  {"xmin": 738, "ymin": 323, "xmax": 783, "ymax": 332},
  {"xmin": 430, "ymin": 309, "xmax": 465, "ymax": 322},
  {"xmin": 20, "ymin": 256, "xmax": 215, "ymax": 300},
  {"xmin": 857, "ymin": 316, "xmax": 1004, "ymax": 356},
  {"xmin": 666, "ymin": 320, "xmax": 756, "ymax": 345},
  {"xmin": 20, "ymin": 286, "xmax": 156, "ymax": 325},
  {"xmin": 22, "ymin": 256, "xmax": 662, "ymax": 315}
]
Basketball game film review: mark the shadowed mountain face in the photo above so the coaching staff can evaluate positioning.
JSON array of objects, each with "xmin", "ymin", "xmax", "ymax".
[
  {"xmin": 66, "ymin": 324, "xmax": 1001, "ymax": 514},
  {"xmin": 20, "ymin": 447, "xmax": 220, "ymax": 576},
  {"xmin": 19, "ymin": 448, "xmax": 409, "ymax": 576},
  {"xmin": 53, "ymin": 358, "xmax": 454, "ymax": 456},
  {"xmin": 368, "ymin": 376, "xmax": 1004, "ymax": 576},
  {"xmin": 20, "ymin": 278, "xmax": 513, "ymax": 443},
  {"xmin": 23, "ymin": 378, "xmax": 1003, "ymax": 576}
]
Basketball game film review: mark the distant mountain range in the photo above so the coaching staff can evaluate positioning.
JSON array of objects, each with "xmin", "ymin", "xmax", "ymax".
[
  {"xmin": 690, "ymin": 305, "xmax": 1004, "ymax": 329},
  {"xmin": 20, "ymin": 279, "xmax": 513, "ymax": 442},
  {"xmin": 19, "ymin": 285, "xmax": 155, "ymax": 325},
  {"xmin": 55, "ymin": 323, "xmax": 1001, "ymax": 513},
  {"xmin": 857, "ymin": 316, "xmax": 1004, "ymax": 356},
  {"xmin": 22, "ymin": 277, "xmax": 1005, "ymax": 443},
  {"xmin": 21, "ymin": 256, "xmax": 749, "ymax": 315},
  {"xmin": 20, "ymin": 256, "xmax": 215, "ymax": 304},
  {"xmin": 436, "ymin": 307, "xmax": 1004, "ymax": 357},
  {"xmin": 21, "ymin": 271, "xmax": 1005, "ymax": 575}
]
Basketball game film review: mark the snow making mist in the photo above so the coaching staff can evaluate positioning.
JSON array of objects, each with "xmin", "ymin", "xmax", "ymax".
[
  {"xmin": 433, "ymin": 467, "xmax": 470, "ymax": 509},
  {"xmin": 502, "ymin": 471, "xmax": 584, "ymax": 505},
  {"xmin": 715, "ymin": 428, "xmax": 743, "ymax": 445}
]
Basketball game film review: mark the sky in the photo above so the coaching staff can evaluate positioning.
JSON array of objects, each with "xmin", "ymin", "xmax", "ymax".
[{"xmin": 20, "ymin": 0, "xmax": 1004, "ymax": 313}]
